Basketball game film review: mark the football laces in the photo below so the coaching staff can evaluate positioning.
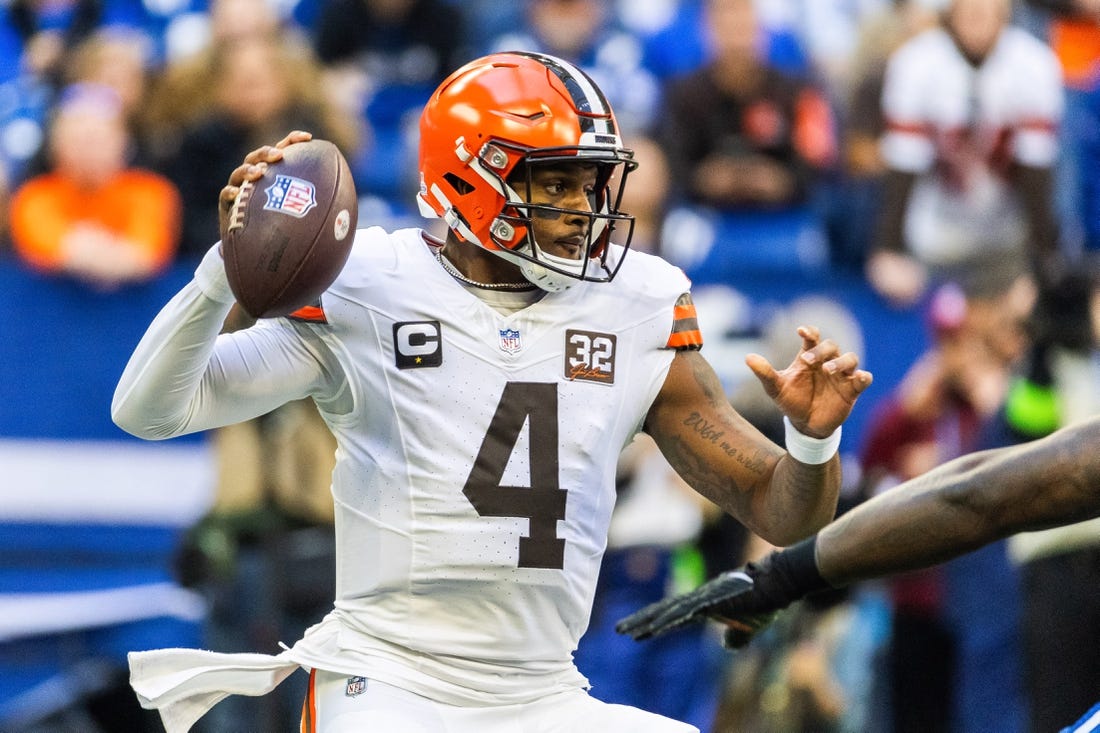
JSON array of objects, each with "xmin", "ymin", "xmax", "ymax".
[{"xmin": 227, "ymin": 180, "xmax": 254, "ymax": 232}]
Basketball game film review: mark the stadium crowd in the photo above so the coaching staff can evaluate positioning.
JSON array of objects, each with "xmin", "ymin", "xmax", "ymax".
[{"xmin": 0, "ymin": 0, "xmax": 1097, "ymax": 731}]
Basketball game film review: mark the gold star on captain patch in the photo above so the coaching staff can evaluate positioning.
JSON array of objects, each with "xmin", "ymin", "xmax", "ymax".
[{"xmin": 415, "ymin": 356, "xmax": 422, "ymax": 364}]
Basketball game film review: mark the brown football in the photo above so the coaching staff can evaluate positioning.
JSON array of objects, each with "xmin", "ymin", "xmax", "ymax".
[{"xmin": 223, "ymin": 139, "xmax": 357, "ymax": 318}]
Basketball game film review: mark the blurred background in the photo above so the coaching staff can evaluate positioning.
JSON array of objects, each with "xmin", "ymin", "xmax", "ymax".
[{"xmin": 1, "ymin": 0, "xmax": 1097, "ymax": 731}]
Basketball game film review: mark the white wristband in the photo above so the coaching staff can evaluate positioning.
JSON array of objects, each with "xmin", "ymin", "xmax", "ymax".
[{"xmin": 783, "ymin": 416, "xmax": 841, "ymax": 465}]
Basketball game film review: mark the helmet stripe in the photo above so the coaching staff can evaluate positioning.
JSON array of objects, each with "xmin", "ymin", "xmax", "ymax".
[{"xmin": 512, "ymin": 52, "xmax": 615, "ymax": 136}]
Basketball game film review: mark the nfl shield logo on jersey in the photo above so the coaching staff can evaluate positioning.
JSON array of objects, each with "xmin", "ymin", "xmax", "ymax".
[
  {"xmin": 499, "ymin": 328, "xmax": 522, "ymax": 354},
  {"xmin": 264, "ymin": 174, "xmax": 317, "ymax": 218},
  {"xmin": 345, "ymin": 676, "xmax": 367, "ymax": 697}
]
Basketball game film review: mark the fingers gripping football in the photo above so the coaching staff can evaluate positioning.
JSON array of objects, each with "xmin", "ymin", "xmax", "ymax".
[
  {"xmin": 221, "ymin": 134, "xmax": 358, "ymax": 319},
  {"xmin": 219, "ymin": 132, "xmax": 311, "ymax": 240}
]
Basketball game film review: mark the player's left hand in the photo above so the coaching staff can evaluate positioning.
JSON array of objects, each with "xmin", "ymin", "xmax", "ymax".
[
  {"xmin": 614, "ymin": 570, "xmax": 778, "ymax": 648},
  {"xmin": 746, "ymin": 326, "xmax": 872, "ymax": 438}
]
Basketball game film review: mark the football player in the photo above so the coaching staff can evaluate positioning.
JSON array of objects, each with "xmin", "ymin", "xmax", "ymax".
[{"xmin": 113, "ymin": 52, "xmax": 871, "ymax": 732}]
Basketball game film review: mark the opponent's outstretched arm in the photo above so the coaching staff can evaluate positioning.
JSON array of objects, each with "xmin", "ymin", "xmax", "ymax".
[
  {"xmin": 618, "ymin": 414, "xmax": 1100, "ymax": 644},
  {"xmin": 817, "ymin": 413, "xmax": 1100, "ymax": 584}
]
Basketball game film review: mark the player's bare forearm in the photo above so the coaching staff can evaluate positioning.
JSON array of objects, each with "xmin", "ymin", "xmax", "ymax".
[
  {"xmin": 646, "ymin": 350, "xmax": 838, "ymax": 544},
  {"xmin": 817, "ymin": 415, "xmax": 1100, "ymax": 587},
  {"xmin": 763, "ymin": 452, "xmax": 841, "ymax": 543}
]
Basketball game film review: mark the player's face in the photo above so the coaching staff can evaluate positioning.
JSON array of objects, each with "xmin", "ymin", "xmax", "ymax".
[{"xmin": 520, "ymin": 162, "xmax": 600, "ymax": 261}]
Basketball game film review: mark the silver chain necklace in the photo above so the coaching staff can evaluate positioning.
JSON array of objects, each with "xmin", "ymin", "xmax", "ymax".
[{"xmin": 435, "ymin": 249, "xmax": 535, "ymax": 291}]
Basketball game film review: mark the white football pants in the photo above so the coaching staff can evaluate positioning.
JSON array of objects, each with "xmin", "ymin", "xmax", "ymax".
[{"xmin": 301, "ymin": 669, "xmax": 699, "ymax": 733}]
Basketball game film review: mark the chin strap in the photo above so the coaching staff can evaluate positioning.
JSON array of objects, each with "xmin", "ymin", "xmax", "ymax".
[{"xmin": 494, "ymin": 245, "xmax": 577, "ymax": 293}]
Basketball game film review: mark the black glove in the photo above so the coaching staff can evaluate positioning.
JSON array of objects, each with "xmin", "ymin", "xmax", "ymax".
[{"xmin": 615, "ymin": 536, "xmax": 831, "ymax": 648}]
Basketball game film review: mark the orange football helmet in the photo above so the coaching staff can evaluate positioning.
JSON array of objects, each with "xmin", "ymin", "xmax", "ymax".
[{"xmin": 418, "ymin": 51, "xmax": 637, "ymax": 291}]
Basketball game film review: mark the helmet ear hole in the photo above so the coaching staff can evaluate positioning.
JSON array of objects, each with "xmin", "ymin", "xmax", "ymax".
[{"xmin": 444, "ymin": 172, "xmax": 475, "ymax": 195}]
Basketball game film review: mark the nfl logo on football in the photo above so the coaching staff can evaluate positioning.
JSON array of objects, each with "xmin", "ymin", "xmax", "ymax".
[
  {"xmin": 264, "ymin": 174, "xmax": 317, "ymax": 218},
  {"xmin": 499, "ymin": 328, "xmax": 522, "ymax": 354}
]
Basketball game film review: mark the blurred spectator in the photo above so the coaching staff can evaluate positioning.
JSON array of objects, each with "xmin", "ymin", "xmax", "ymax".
[
  {"xmin": 656, "ymin": 0, "xmax": 837, "ymax": 282},
  {"xmin": 4, "ymin": 0, "xmax": 107, "ymax": 86},
  {"xmin": 13, "ymin": 25, "xmax": 157, "ymax": 183},
  {"xmin": 62, "ymin": 27, "xmax": 159, "ymax": 165},
  {"xmin": 486, "ymin": 0, "xmax": 661, "ymax": 137},
  {"xmin": 620, "ymin": 136, "xmax": 671, "ymax": 254},
  {"xmin": 162, "ymin": 0, "xmax": 284, "ymax": 63},
  {"xmin": 157, "ymin": 33, "xmax": 356, "ymax": 259},
  {"xmin": 142, "ymin": 0, "xmax": 346, "ymax": 166},
  {"xmin": 829, "ymin": 0, "xmax": 939, "ymax": 272},
  {"xmin": 314, "ymin": 0, "xmax": 465, "ymax": 78},
  {"xmin": 770, "ymin": 0, "xmax": 896, "ymax": 109},
  {"xmin": 0, "ymin": 0, "xmax": 159, "ymax": 174},
  {"xmin": 637, "ymin": 0, "xmax": 813, "ymax": 83},
  {"xmin": 8, "ymin": 82, "xmax": 181, "ymax": 290},
  {"xmin": 659, "ymin": 0, "xmax": 834, "ymax": 211},
  {"xmin": 994, "ymin": 268, "xmax": 1100, "ymax": 733},
  {"xmin": 313, "ymin": 0, "xmax": 466, "ymax": 204},
  {"xmin": 646, "ymin": 0, "xmax": 897, "ymax": 110},
  {"xmin": 867, "ymin": 0, "xmax": 1064, "ymax": 307},
  {"xmin": 857, "ymin": 278, "xmax": 1035, "ymax": 733},
  {"xmin": 0, "ymin": 0, "xmax": 135, "ymax": 184},
  {"xmin": 1024, "ymin": 0, "xmax": 1100, "ymax": 259}
]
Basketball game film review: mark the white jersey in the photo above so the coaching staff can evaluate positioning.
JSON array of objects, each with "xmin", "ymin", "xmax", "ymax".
[
  {"xmin": 880, "ymin": 25, "xmax": 1063, "ymax": 265},
  {"xmin": 113, "ymin": 227, "xmax": 697, "ymax": 709}
]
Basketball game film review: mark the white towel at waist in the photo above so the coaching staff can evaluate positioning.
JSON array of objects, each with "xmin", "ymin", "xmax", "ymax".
[{"xmin": 128, "ymin": 647, "xmax": 302, "ymax": 733}]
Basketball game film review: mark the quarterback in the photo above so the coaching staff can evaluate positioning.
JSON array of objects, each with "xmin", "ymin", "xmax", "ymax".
[{"xmin": 112, "ymin": 52, "xmax": 871, "ymax": 732}]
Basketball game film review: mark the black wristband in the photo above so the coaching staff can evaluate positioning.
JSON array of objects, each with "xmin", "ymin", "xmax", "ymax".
[{"xmin": 766, "ymin": 535, "xmax": 833, "ymax": 602}]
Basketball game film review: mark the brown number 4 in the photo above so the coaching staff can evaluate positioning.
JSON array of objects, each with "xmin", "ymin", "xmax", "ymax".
[{"xmin": 462, "ymin": 382, "xmax": 567, "ymax": 569}]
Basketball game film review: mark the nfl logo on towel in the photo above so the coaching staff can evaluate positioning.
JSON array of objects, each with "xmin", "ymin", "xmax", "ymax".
[
  {"xmin": 499, "ymin": 328, "xmax": 522, "ymax": 354},
  {"xmin": 264, "ymin": 174, "xmax": 317, "ymax": 218}
]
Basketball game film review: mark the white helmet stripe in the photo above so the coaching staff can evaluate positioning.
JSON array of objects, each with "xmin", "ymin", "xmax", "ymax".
[
  {"xmin": 513, "ymin": 51, "xmax": 615, "ymax": 137},
  {"xmin": 552, "ymin": 57, "xmax": 605, "ymax": 114}
]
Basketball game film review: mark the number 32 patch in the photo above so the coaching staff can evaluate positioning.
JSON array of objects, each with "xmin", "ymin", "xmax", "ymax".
[{"xmin": 564, "ymin": 329, "xmax": 616, "ymax": 385}]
